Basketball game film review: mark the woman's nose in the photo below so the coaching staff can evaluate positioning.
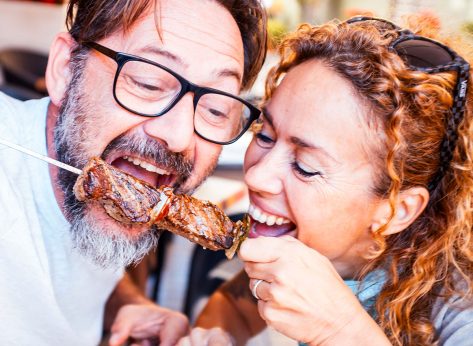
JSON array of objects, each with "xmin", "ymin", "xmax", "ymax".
[{"xmin": 244, "ymin": 147, "xmax": 285, "ymax": 195}]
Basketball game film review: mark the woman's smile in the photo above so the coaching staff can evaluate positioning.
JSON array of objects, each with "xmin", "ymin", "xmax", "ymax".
[{"xmin": 247, "ymin": 201, "xmax": 296, "ymax": 238}]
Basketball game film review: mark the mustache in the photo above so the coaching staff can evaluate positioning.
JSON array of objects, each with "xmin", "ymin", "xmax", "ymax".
[{"xmin": 101, "ymin": 132, "xmax": 194, "ymax": 181}]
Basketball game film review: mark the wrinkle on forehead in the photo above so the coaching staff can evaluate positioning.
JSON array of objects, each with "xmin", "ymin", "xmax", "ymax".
[
  {"xmin": 160, "ymin": 32, "xmax": 243, "ymax": 75},
  {"xmin": 159, "ymin": 27, "xmax": 243, "ymax": 67},
  {"xmin": 157, "ymin": 0, "xmax": 243, "ymax": 65},
  {"xmin": 112, "ymin": 0, "xmax": 244, "ymax": 87}
]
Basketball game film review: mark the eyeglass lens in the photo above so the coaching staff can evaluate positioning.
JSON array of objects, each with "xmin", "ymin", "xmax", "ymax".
[
  {"xmin": 346, "ymin": 18, "xmax": 456, "ymax": 69},
  {"xmin": 115, "ymin": 60, "xmax": 253, "ymax": 143},
  {"xmin": 393, "ymin": 39, "xmax": 455, "ymax": 68}
]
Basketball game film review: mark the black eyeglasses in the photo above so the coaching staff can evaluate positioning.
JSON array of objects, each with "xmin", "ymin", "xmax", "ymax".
[
  {"xmin": 346, "ymin": 16, "xmax": 470, "ymax": 191},
  {"xmin": 83, "ymin": 42, "xmax": 260, "ymax": 145}
]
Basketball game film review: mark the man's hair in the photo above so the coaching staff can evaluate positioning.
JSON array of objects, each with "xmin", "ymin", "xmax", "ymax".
[
  {"xmin": 267, "ymin": 15, "xmax": 473, "ymax": 346},
  {"xmin": 66, "ymin": 0, "xmax": 267, "ymax": 90}
]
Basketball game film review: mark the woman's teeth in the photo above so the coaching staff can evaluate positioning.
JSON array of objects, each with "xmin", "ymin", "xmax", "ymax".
[
  {"xmin": 248, "ymin": 204, "xmax": 291, "ymax": 226},
  {"xmin": 123, "ymin": 156, "xmax": 170, "ymax": 175}
]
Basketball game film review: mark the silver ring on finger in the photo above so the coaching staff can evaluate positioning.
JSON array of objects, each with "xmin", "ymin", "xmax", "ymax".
[{"xmin": 252, "ymin": 279, "xmax": 264, "ymax": 300}]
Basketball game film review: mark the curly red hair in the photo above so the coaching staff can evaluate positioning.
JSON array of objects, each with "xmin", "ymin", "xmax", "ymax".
[{"xmin": 266, "ymin": 15, "xmax": 473, "ymax": 345}]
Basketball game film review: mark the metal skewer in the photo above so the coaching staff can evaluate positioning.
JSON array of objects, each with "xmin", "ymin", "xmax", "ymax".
[{"xmin": 0, "ymin": 137, "xmax": 82, "ymax": 175}]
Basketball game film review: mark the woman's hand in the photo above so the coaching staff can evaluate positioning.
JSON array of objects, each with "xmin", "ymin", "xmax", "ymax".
[
  {"xmin": 177, "ymin": 327, "xmax": 235, "ymax": 346},
  {"xmin": 239, "ymin": 235, "xmax": 388, "ymax": 345}
]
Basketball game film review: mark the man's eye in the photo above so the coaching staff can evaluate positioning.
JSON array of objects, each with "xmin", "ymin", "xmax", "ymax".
[
  {"xmin": 291, "ymin": 161, "xmax": 321, "ymax": 178},
  {"xmin": 208, "ymin": 108, "xmax": 227, "ymax": 118},
  {"xmin": 131, "ymin": 77, "xmax": 162, "ymax": 92}
]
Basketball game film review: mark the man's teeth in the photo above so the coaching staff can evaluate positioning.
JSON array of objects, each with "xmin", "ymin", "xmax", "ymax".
[
  {"xmin": 123, "ymin": 156, "xmax": 170, "ymax": 175},
  {"xmin": 248, "ymin": 204, "xmax": 291, "ymax": 226}
]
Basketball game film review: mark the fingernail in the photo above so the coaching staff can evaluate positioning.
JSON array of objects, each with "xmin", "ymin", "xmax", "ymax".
[{"xmin": 108, "ymin": 333, "xmax": 120, "ymax": 345}]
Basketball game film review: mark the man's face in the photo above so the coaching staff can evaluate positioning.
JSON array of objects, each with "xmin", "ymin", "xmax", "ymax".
[{"xmin": 53, "ymin": 0, "xmax": 245, "ymax": 267}]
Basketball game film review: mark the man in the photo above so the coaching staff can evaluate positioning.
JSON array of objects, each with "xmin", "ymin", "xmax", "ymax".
[{"xmin": 0, "ymin": 0, "xmax": 266, "ymax": 345}]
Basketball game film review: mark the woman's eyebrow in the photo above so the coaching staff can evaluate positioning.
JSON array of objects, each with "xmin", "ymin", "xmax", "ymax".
[
  {"xmin": 289, "ymin": 136, "xmax": 340, "ymax": 165},
  {"xmin": 262, "ymin": 105, "xmax": 338, "ymax": 164},
  {"xmin": 261, "ymin": 105, "xmax": 274, "ymax": 127}
]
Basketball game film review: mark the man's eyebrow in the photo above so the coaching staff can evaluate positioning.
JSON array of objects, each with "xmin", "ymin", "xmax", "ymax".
[
  {"xmin": 136, "ymin": 45, "xmax": 187, "ymax": 67},
  {"xmin": 214, "ymin": 68, "xmax": 242, "ymax": 83},
  {"xmin": 136, "ymin": 45, "xmax": 241, "ymax": 83},
  {"xmin": 290, "ymin": 135, "xmax": 339, "ymax": 164}
]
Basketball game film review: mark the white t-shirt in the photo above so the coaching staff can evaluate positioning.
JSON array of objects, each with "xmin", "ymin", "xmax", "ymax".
[{"xmin": 0, "ymin": 93, "xmax": 123, "ymax": 346}]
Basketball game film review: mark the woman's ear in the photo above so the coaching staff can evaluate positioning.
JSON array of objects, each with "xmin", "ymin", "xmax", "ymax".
[
  {"xmin": 370, "ymin": 187, "xmax": 429, "ymax": 236},
  {"xmin": 45, "ymin": 32, "xmax": 76, "ymax": 107}
]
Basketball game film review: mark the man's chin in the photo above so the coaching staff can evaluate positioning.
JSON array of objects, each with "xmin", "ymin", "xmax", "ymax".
[
  {"xmin": 69, "ymin": 203, "xmax": 160, "ymax": 269},
  {"xmin": 85, "ymin": 203, "xmax": 154, "ymax": 239}
]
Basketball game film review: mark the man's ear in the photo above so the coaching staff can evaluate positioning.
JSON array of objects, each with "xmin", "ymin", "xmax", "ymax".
[
  {"xmin": 370, "ymin": 187, "xmax": 429, "ymax": 236},
  {"xmin": 45, "ymin": 32, "xmax": 76, "ymax": 107}
]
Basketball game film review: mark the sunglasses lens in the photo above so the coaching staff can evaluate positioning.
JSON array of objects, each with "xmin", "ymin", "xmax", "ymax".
[{"xmin": 394, "ymin": 39, "xmax": 454, "ymax": 68}]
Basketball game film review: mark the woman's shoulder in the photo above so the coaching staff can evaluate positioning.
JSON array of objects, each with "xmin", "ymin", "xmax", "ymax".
[{"xmin": 431, "ymin": 278, "xmax": 473, "ymax": 345}]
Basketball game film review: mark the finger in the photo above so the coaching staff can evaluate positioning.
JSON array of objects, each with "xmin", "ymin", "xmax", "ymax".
[
  {"xmin": 255, "ymin": 299, "xmax": 287, "ymax": 330},
  {"xmin": 177, "ymin": 329, "xmax": 204, "ymax": 346},
  {"xmin": 210, "ymin": 328, "xmax": 235, "ymax": 346},
  {"xmin": 141, "ymin": 339, "xmax": 157, "ymax": 346},
  {"xmin": 109, "ymin": 323, "xmax": 132, "ymax": 346},
  {"xmin": 208, "ymin": 334, "xmax": 234, "ymax": 346},
  {"xmin": 239, "ymin": 236, "xmax": 291, "ymax": 263},
  {"xmin": 256, "ymin": 299, "xmax": 269, "ymax": 323},
  {"xmin": 188, "ymin": 327, "xmax": 212, "ymax": 345},
  {"xmin": 158, "ymin": 313, "xmax": 189, "ymax": 346},
  {"xmin": 176, "ymin": 337, "xmax": 191, "ymax": 346},
  {"xmin": 243, "ymin": 260, "xmax": 278, "ymax": 282},
  {"xmin": 250, "ymin": 278, "xmax": 271, "ymax": 301}
]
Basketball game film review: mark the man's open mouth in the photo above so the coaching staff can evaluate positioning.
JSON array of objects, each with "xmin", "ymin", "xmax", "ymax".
[
  {"xmin": 247, "ymin": 203, "xmax": 296, "ymax": 238},
  {"xmin": 110, "ymin": 155, "xmax": 177, "ymax": 188}
]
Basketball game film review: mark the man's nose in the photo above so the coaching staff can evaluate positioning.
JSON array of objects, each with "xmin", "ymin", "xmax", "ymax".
[
  {"xmin": 244, "ymin": 148, "xmax": 285, "ymax": 195},
  {"xmin": 142, "ymin": 93, "xmax": 195, "ymax": 153}
]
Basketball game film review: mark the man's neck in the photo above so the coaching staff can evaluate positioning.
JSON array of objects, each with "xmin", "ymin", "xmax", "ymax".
[{"xmin": 46, "ymin": 101, "xmax": 68, "ymax": 220}]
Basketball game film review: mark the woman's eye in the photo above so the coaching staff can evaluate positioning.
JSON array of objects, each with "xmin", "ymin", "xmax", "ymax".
[
  {"xmin": 291, "ymin": 161, "xmax": 321, "ymax": 178},
  {"xmin": 255, "ymin": 132, "xmax": 274, "ymax": 148}
]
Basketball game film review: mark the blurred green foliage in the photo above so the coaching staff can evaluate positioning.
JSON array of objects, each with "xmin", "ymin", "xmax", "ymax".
[
  {"xmin": 463, "ymin": 21, "xmax": 473, "ymax": 35},
  {"xmin": 268, "ymin": 18, "xmax": 288, "ymax": 49}
]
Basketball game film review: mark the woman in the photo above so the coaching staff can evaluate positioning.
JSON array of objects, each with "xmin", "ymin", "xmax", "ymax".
[{"xmin": 178, "ymin": 15, "xmax": 473, "ymax": 345}]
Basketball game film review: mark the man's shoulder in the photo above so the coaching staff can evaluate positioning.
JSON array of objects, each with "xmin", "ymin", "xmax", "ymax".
[
  {"xmin": 0, "ymin": 91, "xmax": 25, "ymax": 116},
  {"xmin": 0, "ymin": 93, "xmax": 26, "ymax": 137},
  {"xmin": 0, "ymin": 93, "xmax": 49, "ymax": 130},
  {"xmin": 0, "ymin": 93, "xmax": 51, "ymax": 230}
]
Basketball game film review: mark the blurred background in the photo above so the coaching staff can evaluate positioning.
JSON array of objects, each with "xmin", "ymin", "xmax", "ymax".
[
  {"xmin": 2, "ymin": 0, "xmax": 473, "ymax": 345},
  {"xmin": 2, "ymin": 0, "xmax": 473, "ymax": 104}
]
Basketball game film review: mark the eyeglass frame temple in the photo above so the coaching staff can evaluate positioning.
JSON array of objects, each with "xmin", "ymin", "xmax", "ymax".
[
  {"xmin": 428, "ymin": 62, "xmax": 470, "ymax": 190},
  {"xmin": 345, "ymin": 16, "xmax": 402, "ymax": 30}
]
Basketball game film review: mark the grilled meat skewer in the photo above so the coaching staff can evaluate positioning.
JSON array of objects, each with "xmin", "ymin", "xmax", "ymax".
[{"xmin": 74, "ymin": 157, "xmax": 248, "ymax": 257}]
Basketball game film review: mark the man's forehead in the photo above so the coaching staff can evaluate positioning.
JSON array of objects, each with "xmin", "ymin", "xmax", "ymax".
[
  {"xmin": 136, "ymin": 45, "xmax": 243, "ymax": 82},
  {"xmin": 112, "ymin": 0, "xmax": 244, "ymax": 83}
]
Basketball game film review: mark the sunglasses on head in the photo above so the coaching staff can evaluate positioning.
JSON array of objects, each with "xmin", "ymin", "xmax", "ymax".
[{"xmin": 346, "ymin": 16, "xmax": 470, "ymax": 191}]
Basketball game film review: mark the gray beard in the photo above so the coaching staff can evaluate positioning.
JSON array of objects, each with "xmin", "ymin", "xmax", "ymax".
[
  {"xmin": 70, "ymin": 210, "xmax": 161, "ymax": 269},
  {"xmin": 52, "ymin": 46, "xmax": 209, "ymax": 268}
]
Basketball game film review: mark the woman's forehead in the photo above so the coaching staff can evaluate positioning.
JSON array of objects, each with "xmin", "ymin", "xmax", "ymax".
[
  {"xmin": 266, "ymin": 60, "xmax": 379, "ymax": 163},
  {"xmin": 269, "ymin": 61, "xmax": 363, "ymax": 127}
]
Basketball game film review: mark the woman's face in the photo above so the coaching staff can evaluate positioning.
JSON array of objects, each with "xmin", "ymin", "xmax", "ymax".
[{"xmin": 244, "ymin": 60, "xmax": 384, "ymax": 277}]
